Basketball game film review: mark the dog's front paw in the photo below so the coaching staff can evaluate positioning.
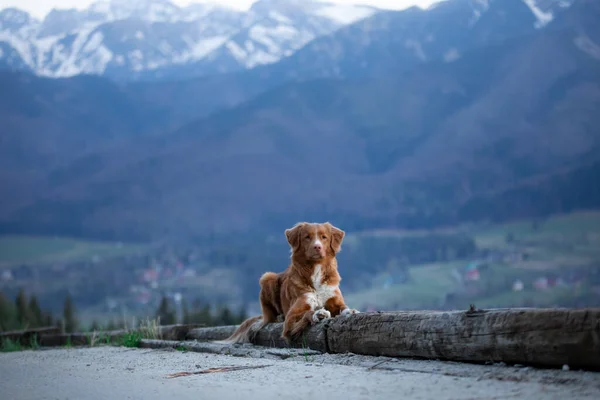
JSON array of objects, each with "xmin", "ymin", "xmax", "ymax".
[
  {"xmin": 311, "ymin": 308, "xmax": 331, "ymax": 324},
  {"xmin": 340, "ymin": 308, "xmax": 360, "ymax": 317}
]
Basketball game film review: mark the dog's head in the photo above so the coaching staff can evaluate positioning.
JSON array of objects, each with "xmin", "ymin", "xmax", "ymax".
[{"xmin": 285, "ymin": 222, "xmax": 345, "ymax": 263}]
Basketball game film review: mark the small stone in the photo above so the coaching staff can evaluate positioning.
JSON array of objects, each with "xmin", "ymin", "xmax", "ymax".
[{"xmin": 562, "ymin": 364, "xmax": 569, "ymax": 371}]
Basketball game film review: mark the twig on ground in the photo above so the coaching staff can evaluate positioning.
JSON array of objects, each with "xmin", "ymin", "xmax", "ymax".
[
  {"xmin": 165, "ymin": 364, "xmax": 273, "ymax": 378},
  {"xmin": 367, "ymin": 359, "xmax": 393, "ymax": 370}
]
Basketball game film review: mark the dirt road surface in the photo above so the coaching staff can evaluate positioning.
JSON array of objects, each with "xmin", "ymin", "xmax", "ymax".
[{"xmin": 1, "ymin": 346, "xmax": 599, "ymax": 400}]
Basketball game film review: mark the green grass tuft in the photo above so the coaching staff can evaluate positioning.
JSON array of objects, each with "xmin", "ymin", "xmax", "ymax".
[
  {"xmin": 121, "ymin": 331, "xmax": 143, "ymax": 348},
  {"xmin": 1, "ymin": 338, "xmax": 23, "ymax": 352}
]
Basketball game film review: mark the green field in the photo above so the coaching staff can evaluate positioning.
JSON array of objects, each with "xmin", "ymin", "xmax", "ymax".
[
  {"xmin": 346, "ymin": 210, "xmax": 600, "ymax": 310},
  {"xmin": 0, "ymin": 235, "xmax": 148, "ymax": 268},
  {"xmin": 1, "ymin": 210, "xmax": 599, "ymax": 320}
]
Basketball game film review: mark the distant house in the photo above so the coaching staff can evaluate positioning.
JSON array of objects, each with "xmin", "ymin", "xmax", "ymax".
[
  {"xmin": 512, "ymin": 279, "xmax": 524, "ymax": 292},
  {"xmin": 136, "ymin": 291, "xmax": 151, "ymax": 305},
  {"xmin": 464, "ymin": 262, "xmax": 480, "ymax": 281},
  {"xmin": 142, "ymin": 269, "xmax": 158, "ymax": 283},
  {"xmin": 182, "ymin": 268, "xmax": 196, "ymax": 278},
  {"xmin": 1, "ymin": 270, "xmax": 13, "ymax": 281},
  {"xmin": 533, "ymin": 277, "xmax": 549, "ymax": 290}
]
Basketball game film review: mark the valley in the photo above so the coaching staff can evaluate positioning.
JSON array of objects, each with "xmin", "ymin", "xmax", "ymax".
[{"xmin": 1, "ymin": 211, "xmax": 599, "ymax": 328}]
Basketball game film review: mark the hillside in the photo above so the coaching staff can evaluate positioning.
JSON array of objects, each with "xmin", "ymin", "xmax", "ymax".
[
  {"xmin": 0, "ymin": 0, "xmax": 598, "ymax": 241},
  {"xmin": 2, "ymin": 0, "xmax": 598, "ymax": 240}
]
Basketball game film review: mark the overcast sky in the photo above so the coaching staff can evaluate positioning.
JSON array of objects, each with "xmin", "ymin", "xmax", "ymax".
[{"xmin": 0, "ymin": 0, "xmax": 439, "ymax": 19}]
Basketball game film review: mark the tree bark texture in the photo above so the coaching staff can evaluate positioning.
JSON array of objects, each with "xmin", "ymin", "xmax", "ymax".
[
  {"xmin": 187, "ymin": 308, "xmax": 600, "ymax": 369},
  {"xmin": 326, "ymin": 309, "xmax": 600, "ymax": 369},
  {"xmin": 187, "ymin": 325, "xmax": 238, "ymax": 341}
]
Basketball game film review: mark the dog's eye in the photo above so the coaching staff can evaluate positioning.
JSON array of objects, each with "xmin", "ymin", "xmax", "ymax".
[
  {"xmin": 322, "ymin": 235, "xmax": 327, "ymax": 239},
  {"xmin": 305, "ymin": 235, "xmax": 311, "ymax": 240}
]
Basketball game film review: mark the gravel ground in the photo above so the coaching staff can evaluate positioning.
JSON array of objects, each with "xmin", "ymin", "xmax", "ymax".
[{"xmin": 1, "ymin": 345, "xmax": 599, "ymax": 400}]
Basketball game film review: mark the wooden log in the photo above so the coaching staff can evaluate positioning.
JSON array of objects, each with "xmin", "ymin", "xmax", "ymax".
[
  {"xmin": 186, "ymin": 321, "xmax": 328, "ymax": 352},
  {"xmin": 187, "ymin": 325, "xmax": 239, "ymax": 341},
  {"xmin": 159, "ymin": 324, "xmax": 205, "ymax": 341},
  {"xmin": 0, "ymin": 327, "xmax": 61, "ymax": 346},
  {"xmin": 38, "ymin": 329, "xmax": 127, "ymax": 347},
  {"xmin": 326, "ymin": 308, "xmax": 600, "ymax": 370},
  {"xmin": 37, "ymin": 324, "xmax": 204, "ymax": 347},
  {"xmin": 251, "ymin": 321, "xmax": 328, "ymax": 353}
]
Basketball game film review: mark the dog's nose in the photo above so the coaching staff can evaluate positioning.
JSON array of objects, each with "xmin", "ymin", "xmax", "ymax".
[{"xmin": 314, "ymin": 243, "xmax": 323, "ymax": 251}]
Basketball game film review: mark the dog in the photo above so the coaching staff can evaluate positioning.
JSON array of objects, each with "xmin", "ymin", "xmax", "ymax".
[{"xmin": 221, "ymin": 221, "xmax": 359, "ymax": 344}]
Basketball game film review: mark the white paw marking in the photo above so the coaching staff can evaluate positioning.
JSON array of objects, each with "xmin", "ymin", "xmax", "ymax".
[
  {"xmin": 340, "ymin": 308, "xmax": 360, "ymax": 317},
  {"xmin": 312, "ymin": 308, "xmax": 331, "ymax": 323}
]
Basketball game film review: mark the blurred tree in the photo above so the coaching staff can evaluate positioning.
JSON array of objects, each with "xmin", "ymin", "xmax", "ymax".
[
  {"xmin": 89, "ymin": 320, "xmax": 101, "ymax": 332},
  {"xmin": 15, "ymin": 288, "xmax": 32, "ymax": 328},
  {"xmin": 62, "ymin": 294, "xmax": 78, "ymax": 333},
  {"xmin": 42, "ymin": 312, "xmax": 54, "ymax": 327},
  {"xmin": 156, "ymin": 295, "xmax": 176, "ymax": 325},
  {"xmin": 105, "ymin": 319, "xmax": 117, "ymax": 331},
  {"xmin": 217, "ymin": 305, "xmax": 235, "ymax": 326},
  {"xmin": 0, "ymin": 292, "xmax": 17, "ymax": 331},
  {"xmin": 236, "ymin": 305, "xmax": 248, "ymax": 324},
  {"xmin": 181, "ymin": 299, "xmax": 191, "ymax": 324},
  {"xmin": 28, "ymin": 295, "xmax": 43, "ymax": 328}
]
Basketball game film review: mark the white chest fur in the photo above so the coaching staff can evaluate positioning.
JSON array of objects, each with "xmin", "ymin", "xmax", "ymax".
[{"xmin": 305, "ymin": 264, "xmax": 337, "ymax": 310}]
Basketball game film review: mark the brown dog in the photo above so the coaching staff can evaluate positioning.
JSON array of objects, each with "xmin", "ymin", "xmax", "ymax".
[{"xmin": 221, "ymin": 222, "xmax": 359, "ymax": 344}]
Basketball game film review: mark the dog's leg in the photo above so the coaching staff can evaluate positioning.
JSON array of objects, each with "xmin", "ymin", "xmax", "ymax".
[
  {"xmin": 282, "ymin": 296, "xmax": 320, "ymax": 343},
  {"xmin": 325, "ymin": 290, "xmax": 360, "ymax": 318}
]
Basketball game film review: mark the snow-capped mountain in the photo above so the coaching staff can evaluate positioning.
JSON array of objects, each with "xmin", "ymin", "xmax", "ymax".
[
  {"xmin": 0, "ymin": 0, "xmax": 377, "ymax": 80},
  {"xmin": 256, "ymin": 0, "xmax": 578, "ymax": 82}
]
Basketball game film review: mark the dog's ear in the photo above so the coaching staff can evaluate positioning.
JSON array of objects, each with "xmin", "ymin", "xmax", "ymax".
[
  {"xmin": 285, "ymin": 223, "xmax": 304, "ymax": 253},
  {"xmin": 326, "ymin": 222, "xmax": 345, "ymax": 254}
]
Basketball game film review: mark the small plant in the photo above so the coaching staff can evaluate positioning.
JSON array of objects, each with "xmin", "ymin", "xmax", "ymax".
[
  {"xmin": 121, "ymin": 331, "xmax": 143, "ymax": 348},
  {"xmin": 1, "ymin": 338, "xmax": 23, "ymax": 352},
  {"xmin": 175, "ymin": 345, "xmax": 187, "ymax": 352},
  {"xmin": 105, "ymin": 334, "xmax": 113, "ymax": 345},
  {"xmin": 28, "ymin": 334, "xmax": 40, "ymax": 350},
  {"xmin": 138, "ymin": 317, "xmax": 162, "ymax": 340},
  {"xmin": 301, "ymin": 334, "xmax": 313, "ymax": 362},
  {"xmin": 87, "ymin": 330, "xmax": 100, "ymax": 347}
]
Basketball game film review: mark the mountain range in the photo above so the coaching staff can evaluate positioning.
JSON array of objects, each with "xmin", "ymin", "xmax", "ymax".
[
  {"xmin": 0, "ymin": 0, "xmax": 376, "ymax": 81},
  {"xmin": 0, "ymin": 0, "xmax": 599, "ymax": 241}
]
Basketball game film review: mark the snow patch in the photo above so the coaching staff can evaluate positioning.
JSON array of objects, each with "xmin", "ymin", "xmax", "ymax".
[
  {"xmin": 405, "ymin": 39, "xmax": 427, "ymax": 61},
  {"xmin": 83, "ymin": 31, "xmax": 104, "ymax": 53},
  {"xmin": 226, "ymin": 41, "xmax": 247, "ymax": 62},
  {"xmin": 269, "ymin": 11, "xmax": 291, "ymax": 24},
  {"xmin": 128, "ymin": 49, "xmax": 144, "ymax": 71},
  {"xmin": 249, "ymin": 26, "xmax": 281, "ymax": 54},
  {"xmin": 469, "ymin": 0, "xmax": 490, "ymax": 26},
  {"xmin": 245, "ymin": 50, "xmax": 279, "ymax": 68},
  {"xmin": 174, "ymin": 35, "xmax": 228, "ymax": 63},
  {"xmin": 574, "ymin": 35, "xmax": 600, "ymax": 61},
  {"xmin": 313, "ymin": 4, "xmax": 375, "ymax": 24},
  {"xmin": 0, "ymin": 31, "xmax": 35, "ymax": 66},
  {"xmin": 81, "ymin": 43, "xmax": 112, "ymax": 74},
  {"xmin": 522, "ymin": 0, "xmax": 554, "ymax": 28}
]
